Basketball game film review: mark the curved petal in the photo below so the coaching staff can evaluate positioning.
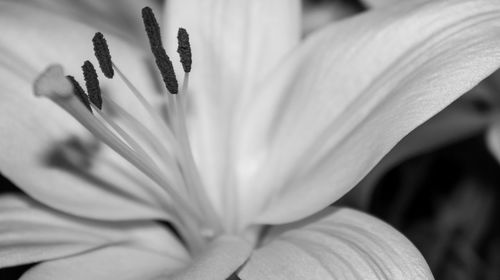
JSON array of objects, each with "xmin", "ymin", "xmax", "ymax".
[
  {"xmin": 352, "ymin": 70, "xmax": 500, "ymax": 208},
  {"xmin": 20, "ymin": 235, "xmax": 250, "ymax": 280},
  {"xmin": 361, "ymin": 0, "xmax": 400, "ymax": 8},
  {"xmin": 0, "ymin": 2, "xmax": 174, "ymax": 221},
  {"xmin": 20, "ymin": 246, "xmax": 186, "ymax": 280},
  {"xmin": 16, "ymin": 0, "xmax": 160, "ymax": 43},
  {"xmin": 239, "ymin": 207, "xmax": 433, "ymax": 279},
  {"xmin": 164, "ymin": 0, "xmax": 301, "ymax": 216},
  {"xmin": 164, "ymin": 0, "xmax": 301, "ymax": 103},
  {"xmin": 0, "ymin": 194, "xmax": 189, "ymax": 269},
  {"xmin": 351, "ymin": 91, "xmax": 493, "ymax": 208},
  {"xmin": 235, "ymin": 0, "xmax": 500, "ymax": 225},
  {"xmin": 170, "ymin": 236, "xmax": 252, "ymax": 280}
]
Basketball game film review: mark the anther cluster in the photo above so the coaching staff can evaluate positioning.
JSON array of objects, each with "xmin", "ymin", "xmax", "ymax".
[
  {"xmin": 33, "ymin": 6, "xmax": 215, "ymax": 254},
  {"xmin": 62, "ymin": 6, "xmax": 192, "ymax": 111}
]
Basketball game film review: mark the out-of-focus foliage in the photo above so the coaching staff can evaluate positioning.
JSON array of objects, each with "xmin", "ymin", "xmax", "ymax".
[{"xmin": 366, "ymin": 135, "xmax": 500, "ymax": 280}]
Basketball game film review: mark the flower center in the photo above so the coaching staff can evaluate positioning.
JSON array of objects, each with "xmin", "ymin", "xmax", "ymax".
[{"xmin": 32, "ymin": 6, "xmax": 223, "ymax": 254}]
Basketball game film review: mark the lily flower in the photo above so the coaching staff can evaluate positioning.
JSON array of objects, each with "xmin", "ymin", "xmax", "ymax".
[{"xmin": 1, "ymin": 0, "xmax": 500, "ymax": 279}]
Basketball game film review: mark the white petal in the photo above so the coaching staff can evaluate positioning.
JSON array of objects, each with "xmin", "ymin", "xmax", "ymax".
[
  {"xmin": 239, "ymin": 207, "xmax": 433, "ymax": 279},
  {"xmin": 164, "ymin": 0, "xmax": 301, "ymax": 100},
  {"xmin": 0, "ymin": 194, "xmax": 189, "ymax": 268},
  {"xmin": 353, "ymin": 94, "xmax": 492, "ymax": 207},
  {"xmin": 17, "ymin": 0, "xmax": 160, "ymax": 43},
  {"xmin": 235, "ymin": 0, "xmax": 500, "ymax": 225},
  {"xmin": 164, "ymin": 0, "xmax": 301, "ymax": 216},
  {"xmin": 20, "ymin": 235, "xmax": 251, "ymax": 280},
  {"xmin": 20, "ymin": 246, "xmax": 186, "ymax": 280},
  {"xmin": 361, "ymin": 0, "xmax": 400, "ymax": 8},
  {"xmin": 170, "ymin": 236, "xmax": 252, "ymax": 280},
  {"xmin": 353, "ymin": 72, "xmax": 500, "ymax": 207},
  {"xmin": 0, "ymin": 2, "xmax": 173, "ymax": 221},
  {"xmin": 486, "ymin": 117, "xmax": 500, "ymax": 164}
]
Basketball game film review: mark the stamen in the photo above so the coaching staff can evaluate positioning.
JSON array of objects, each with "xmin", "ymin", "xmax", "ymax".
[
  {"xmin": 141, "ymin": 7, "xmax": 163, "ymax": 48},
  {"xmin": 58, "ymin": 94, "xmax": 200, "ymax": 220},
  {"xmin": 111, "ymin": 63, "xmax": 178, "ymax": 146},
  {"xmin": 102, "ymin": 95, "xmax": 179, "ymax": 169},
  {"xmin": 164, "ymin": 74, "xmax": 222, "ymax": 230},
  {"xmin": 34, "ymin": 66, "xmax": 199, "ymax": 217},
  {"xmin": 140, "ymin": 22, "xmax": 221, "ymax": 229},
  {"xmin": 177, "ymin": 28, "xmax": 192, "ymax": 73},
  {"xmin": 97, "ymin": 96, "xmax": 213, "ymax": 242},
  {"xmin": 141, "ymin": 6, "xmax": 178, "ymax": 94},
  {"xmin": 92, "ymin": 32, "xmax": 114, "ymax": 78},
  {"xmin": 89, "ymin": 103, "xmax": 170, "ymax": 181},
  {"xmin": 82, "ymin": 61, "xmax": 103, "ymax": 110},
  {"xmin": 33, "ymin": 7, "xmax": 228, "ymax": 249},
  {"xmin": 171, "ymin": 95, "xmax": 220, "ymax": 223},
  {"xmin": 66, "ymin": 75, "xmax": 92, "ymax": 112},
  {"xmin": 153, "ymin": 48, "xmax": 179, "ymax": 94}
]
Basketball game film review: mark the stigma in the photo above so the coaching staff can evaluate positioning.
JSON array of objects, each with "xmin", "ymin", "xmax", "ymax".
[
  {"xmin": 33, "ymin": 7, "xmax": 219, "ymax": 253},
  {"xmin": 33, "ymin": 64, "xmax": 73, "ymax": 99}
]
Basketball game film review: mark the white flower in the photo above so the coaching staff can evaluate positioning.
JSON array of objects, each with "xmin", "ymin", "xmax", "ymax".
[{"xmin": 1, "ymin": 0, "xmax": 500, "ymax": 279}]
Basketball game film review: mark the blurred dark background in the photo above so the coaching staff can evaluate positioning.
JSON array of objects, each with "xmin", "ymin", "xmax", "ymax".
[{"xmin": 368, "ymin": 135, "xmax": 500, "ymax": 280}]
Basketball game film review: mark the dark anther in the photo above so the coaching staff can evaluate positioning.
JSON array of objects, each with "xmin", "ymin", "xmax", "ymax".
[
  {"xmin": 66, "ymin": 75, "xmax": 92, "ymax": 112},
  {"xmin": 142, "ymin": 7, "xmax": 163, "ymax": 49},
  {"xmin": 92, "ymin": 32, "xmax": 114, "ymax": 79},
  {"xmin": 82, "ymin": 61, "xmax": 103, "ymax": 110},
  {"xmin": 141, "ymin": 6, "xmax": 178, "ymax": 94},
  {"xmin": 177, "ymin": 28, "xmax": 192, "ymax": 73},
  {"xmin": 153, "ymin": 47, "xmax": 179, "ymax": 94}
]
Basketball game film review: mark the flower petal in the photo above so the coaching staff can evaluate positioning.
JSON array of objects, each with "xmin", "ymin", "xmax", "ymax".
[
  {"xmin": 361, "ymin": 0, "xmax": 400, "ymax": 8},
  {"xmin": 352, "ymin": 93, "xmax": 493, "ymax": 207},
  {"xmin": 163, "ymin": 0, "xmax": 301, "ymax": 216},
  {"xmin": 20, "ymin": 246, "xmax": 186, "ymax": 280},
  {"xmin": 236, "ymin": 0, "xmax": 500, "ymax": 225},
  {"xmin": 17, "ymin": 0, "xmax": 160, "ymax": 43},
  {"xmin": 164, "ymin": 0, "xmax": 301, "ymax": 101},
  {"xmin": 20, "ymin": 235, "xmax": 250, "ymax": 280},
  {"xmin": 0, "ymin": 194, "xmax": 189, "ymax": 269},
  {"xmin": 239, "ymin": 207, "xmax": 433, "ymax": 279},
  {"xmin": 0, "ymin": 2, "xmax": 173, "ymax": 221},
  {"xmin": 170, "ymin": 236, "xmax": 252, "ymax": 280}
]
